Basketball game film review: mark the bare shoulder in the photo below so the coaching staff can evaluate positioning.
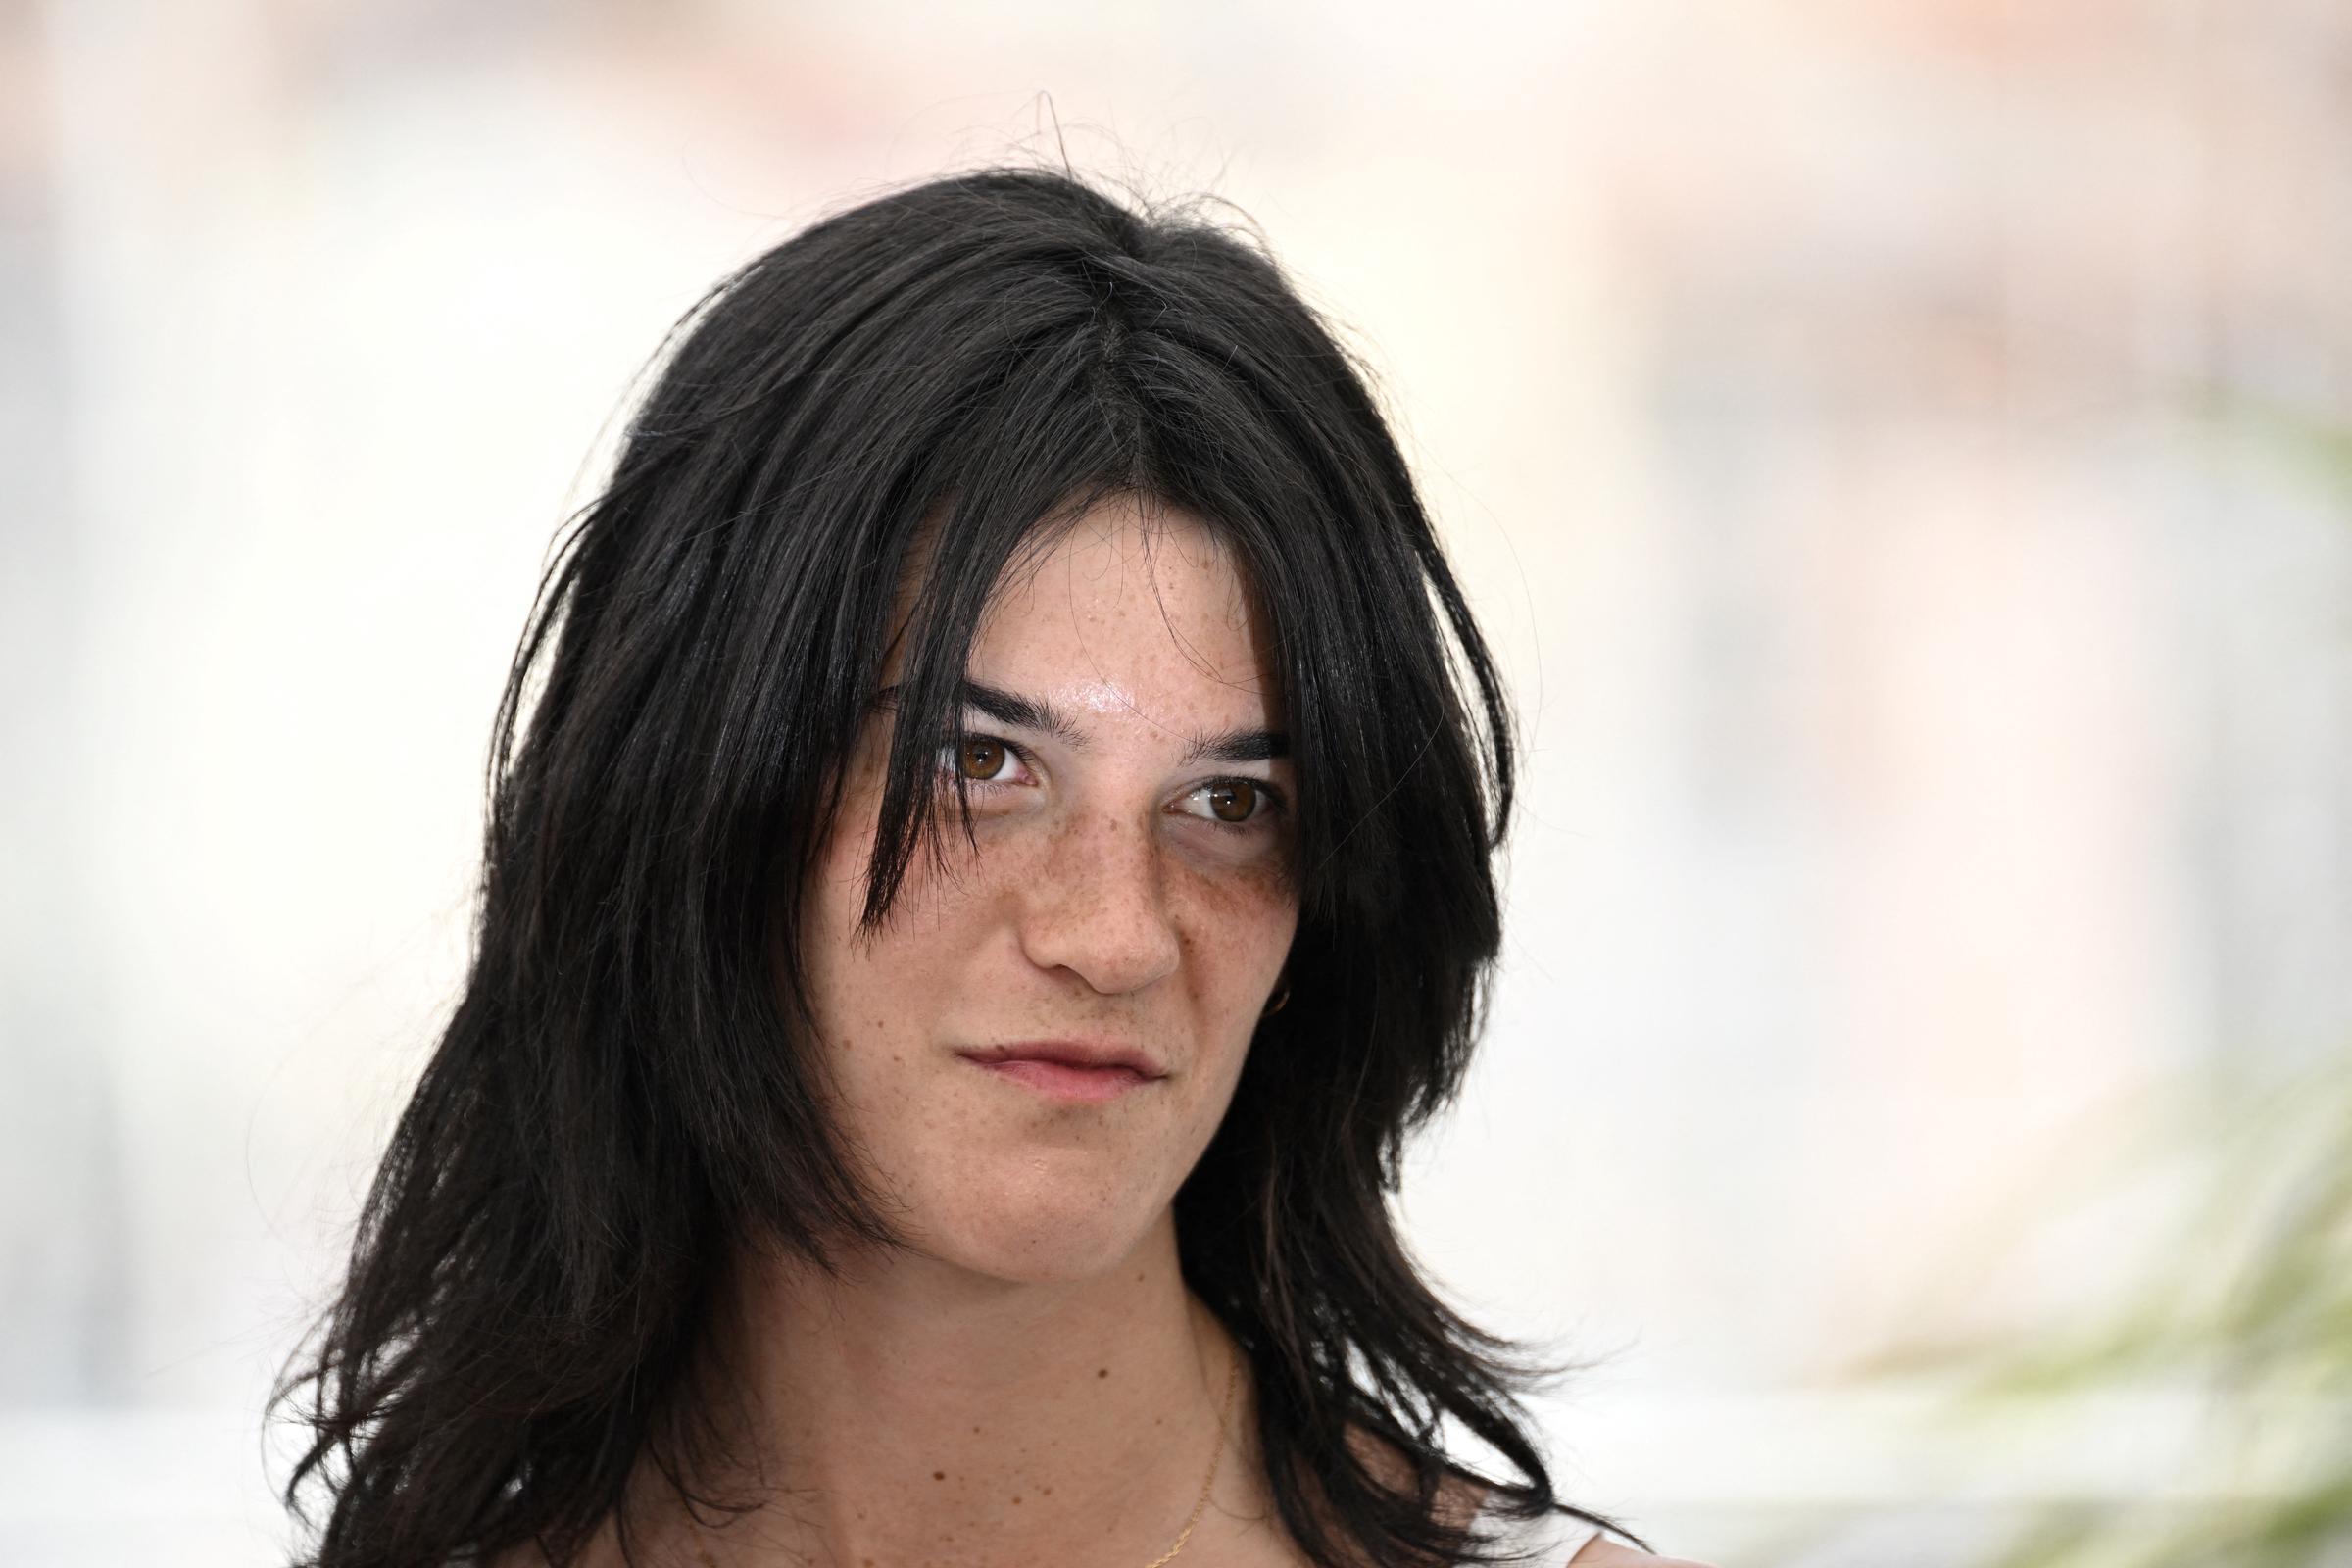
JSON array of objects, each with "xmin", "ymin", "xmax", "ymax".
[
  {"xmin": 1568, "ymin": 1537, "xmax": 1722, "ymax": 1568},
  {"xmin": 1338, "ymin": 1430, "xmax": 1720, "ymax": 1568}
]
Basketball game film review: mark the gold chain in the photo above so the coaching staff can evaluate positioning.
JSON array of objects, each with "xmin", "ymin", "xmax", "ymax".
[{"xmin": 681, "ymin": 1346, "xmax": 1241, "ymax": 1568}]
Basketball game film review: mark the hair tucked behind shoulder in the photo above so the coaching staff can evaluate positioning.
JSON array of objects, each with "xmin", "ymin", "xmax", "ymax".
[{"xmin": 270, "ymin": 163, "xmax": 1650, "ymax": 1568}]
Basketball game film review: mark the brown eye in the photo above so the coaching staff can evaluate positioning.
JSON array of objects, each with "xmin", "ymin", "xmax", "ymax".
[
  {"xmin": 954, "ymin": 737, "xmax": 1009, "ymax": 781},
  {"xmin": 1176, "ymin": 778, "xmax": 1285, "ymax": 828},
  {"xmin": 1204, "ymin": 780, "xmax": 1260, "ymax": 824}
]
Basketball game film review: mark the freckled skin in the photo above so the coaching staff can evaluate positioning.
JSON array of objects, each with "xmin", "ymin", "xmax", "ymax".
[
  {"xmin": 496, "ymin": 509, "xmax": 1680, "ymax": 1568},
  {"xmin": 797, "ymin": 501, "xmax": 1300, "ymax": 1287},
  {"xmin": 527, "ymin": 504, "xmax": 1338, "ymax": 1568}
]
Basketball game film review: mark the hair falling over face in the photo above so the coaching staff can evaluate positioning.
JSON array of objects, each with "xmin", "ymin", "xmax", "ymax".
[{"xmin": 270, "ymin": 166, "xmax": 1651, "ymax": 1568}]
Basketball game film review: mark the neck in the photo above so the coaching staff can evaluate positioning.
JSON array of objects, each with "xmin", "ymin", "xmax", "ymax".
[{"xmin": 658, "ymin": 1209, "xmax": 1263, "ymax": 1568}]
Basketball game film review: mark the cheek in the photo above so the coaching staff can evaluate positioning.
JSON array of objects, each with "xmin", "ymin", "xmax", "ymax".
[
  {"xmin": 796, "ymin": 810, "xmax": 1019, "ymax": 1089},
  {"xmin": 804, "ymin": 817, "xmax": 947, "ymax": 1009},
  {"xmin": 1169, "ymin": 857, "xmax": 1299, "ymax": 1011}
]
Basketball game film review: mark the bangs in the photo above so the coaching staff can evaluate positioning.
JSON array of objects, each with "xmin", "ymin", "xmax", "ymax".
[
  {"xmin": 777, "ymin": 293, "xmax": 1480, "ymax": 958},
  {"xmin": 719, "ymin": 231, "xmax": 1505, "ymax": 963}
]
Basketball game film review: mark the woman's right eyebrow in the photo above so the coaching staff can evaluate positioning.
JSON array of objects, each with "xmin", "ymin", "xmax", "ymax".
[{"xmin": 866, "ymin": 681, "xmax": 1092, "ymax": 750}]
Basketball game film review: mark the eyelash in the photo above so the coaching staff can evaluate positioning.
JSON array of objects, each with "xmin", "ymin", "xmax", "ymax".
[{"xmin": 934, "ymin": 732, "xmax": 1289, "ymax": 828}]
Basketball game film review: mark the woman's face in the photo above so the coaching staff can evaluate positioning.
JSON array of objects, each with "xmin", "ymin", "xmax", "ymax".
[{"xmin": 796, "ymin": 499, "xmax": 1299, "ymax": 1284}]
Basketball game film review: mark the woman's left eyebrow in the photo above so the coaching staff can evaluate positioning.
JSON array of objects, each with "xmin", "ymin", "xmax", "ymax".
[
  {"xmin": 867, "ymin": 680, "xmax": 1288, "ymax": 765},
  {"xmin": 1182, "ymin": 724, "xmax": 1289, "ymax": 765}
]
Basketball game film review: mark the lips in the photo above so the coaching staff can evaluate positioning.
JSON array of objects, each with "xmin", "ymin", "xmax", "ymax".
[
  {"xmin": 956, "ymin": 1041, "xmax": 1166, "ymax": 1079},
  {"xmin": 956, "ymin": 1040, "xmax": 1166, "ymax": 1104}
]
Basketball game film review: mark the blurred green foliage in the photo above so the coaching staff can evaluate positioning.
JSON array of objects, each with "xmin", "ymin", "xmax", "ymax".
[
  {"xmin": 1954, "ymin": 1056, "xmax": 2352, "ymax": 1568},
  {"xmin": 1802, "ymin": 399, "xmax": 2352, "ymax": 1568}
]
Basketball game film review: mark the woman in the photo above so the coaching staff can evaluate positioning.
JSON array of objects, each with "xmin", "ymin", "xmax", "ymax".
[{"xmin": 276, "ymin": 167, "xmax": 1712, "ymax": 1568}]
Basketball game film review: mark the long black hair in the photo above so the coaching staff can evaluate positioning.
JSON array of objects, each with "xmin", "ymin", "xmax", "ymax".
[{"xmin": 273, "ymin": 165, "xmax": 1649, "ymax": 1568}]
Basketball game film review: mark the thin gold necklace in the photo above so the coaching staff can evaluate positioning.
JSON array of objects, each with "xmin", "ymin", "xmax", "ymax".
[{"xmin": 681, "ymin": 1346, "xmax": 1242, "ymax": 1568}]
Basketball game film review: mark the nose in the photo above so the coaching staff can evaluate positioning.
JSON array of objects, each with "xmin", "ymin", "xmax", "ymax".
[{"xmin": 1015, "ymin": 805, "xmax": 1183, "ymax": 997}]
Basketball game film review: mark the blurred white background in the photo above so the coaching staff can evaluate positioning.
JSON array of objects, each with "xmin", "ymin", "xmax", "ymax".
[{"xmin": 5, "ymin": 2, "xmax": 2350, "ymax": 1564}]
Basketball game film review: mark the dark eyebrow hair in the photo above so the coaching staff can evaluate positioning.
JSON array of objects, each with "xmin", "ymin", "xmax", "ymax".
[
  {"xmin": 1184, "ymin": 723, "xmax": 1288, "ymax": 766},
  {"xmin": 868, "ymin": 680, "xmax": 1289, "ymax": 767}
]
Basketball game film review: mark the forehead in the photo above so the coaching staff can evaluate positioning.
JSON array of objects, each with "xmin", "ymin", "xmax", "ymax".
[{"xmin": 897, "ymin": 500, "xmax": 1285, "ymax": 725}]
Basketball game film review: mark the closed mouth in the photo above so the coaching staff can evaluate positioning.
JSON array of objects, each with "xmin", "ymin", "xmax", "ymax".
[
  {"xmin": 958, "ymin": 1054, "xmax": 1159, "ymax": 1102},
  {"xmin": 955, "ymin": 1041, "xmax": 1166, "ymax": 1079}
]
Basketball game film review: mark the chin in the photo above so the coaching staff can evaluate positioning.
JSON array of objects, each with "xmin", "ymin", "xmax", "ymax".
[{"xmin": 915, "ymin": 1171, "xmax": 1169, "ymax": 1286}]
